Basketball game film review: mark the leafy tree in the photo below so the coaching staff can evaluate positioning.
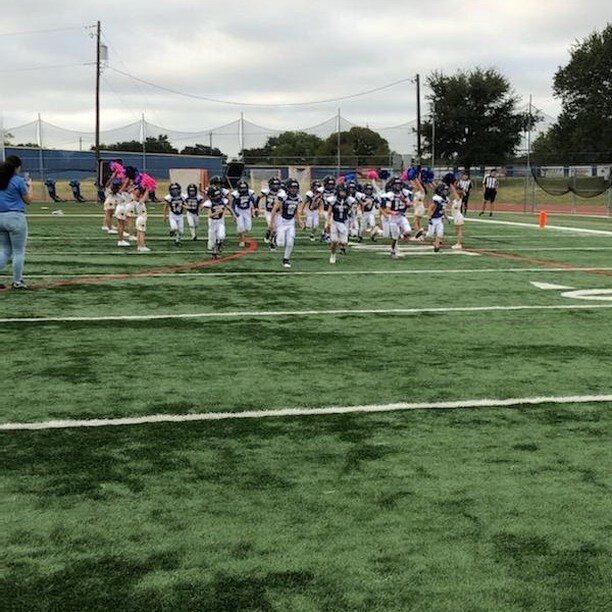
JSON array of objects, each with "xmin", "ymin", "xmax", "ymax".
[
  {"xmin": 96, "ymin": 134, "xmax": 178, "ymax": 154},
  {"xmin": 315, "ymin": 127, "xmax": 391, "ymax": 166},
  {"xmin": 532, "ymin": 24, "xmax": 612, "ymax": 164},
  {"xmin": 242, "ymin": 131, "xmax": 324, "ymax": 165},
  {"xmin": 3, "ymin": 132, "xmax": 14, "ymax": 146},
  {"xmin": 180, "ymin": 143, "xmax": 226, "ymax": 160},
  {"xmin": 422, "ymin": 68, "xmax": 534, "ymax": 168}
]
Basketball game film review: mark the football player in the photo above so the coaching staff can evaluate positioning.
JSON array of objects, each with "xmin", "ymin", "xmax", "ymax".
[
  {"xmin": 268, "ymin": 179, "xmax": 304, "ymax": 268},
  {"xmin": 325, "ymin": 184, "xmax": 354, "ymax": 264},
  {"xmin": 232, "ymin": 180, "xmax": 256, "ymax": 248},
  {"xmin": 164, "ymin": 183, "xmax": 185, "ymax": 246},
  {"xmin": 205, "ymin": 186, "xmax": 231, "ymax": 259},
  {"xmin": 386, "ymin": 178, "xmax": 412, "ymax": 259},
  {"xmin": 256, "ymin": 176, "xmax": 285, "ymax": 248},
  {"xmin": 184, "ymin": 183, "xmax": 204, "ymax": 241},
  {"xmin": 304, "ymin": 180, "xmax": 323, "ymax": 241},
  {"xmin": 426, "ymin": 183, "xmax": 448, "ymax": 252},
  {"xmin": 359, "ymin": 183, "xmax": 382, "ymax": 241}
]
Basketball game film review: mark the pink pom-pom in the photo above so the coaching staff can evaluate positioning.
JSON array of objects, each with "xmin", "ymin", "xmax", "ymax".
[
  {"xmin": 367, "ymin": 170, "xmax": 379, "ymax": 180},
  {"xmin": 109, "ymin": 161, "xmax": 126, "ymax": 180},
  {"xmin": 400, "ymin": 170, "xmax": 409, "ymax": 181},
  {"xmin": 140, "ymin": 173, "xmax": 157, "ymax": 192},
  {"xmin": 337, "ymin": 175, "xmax": 345, "ymax": 184}
]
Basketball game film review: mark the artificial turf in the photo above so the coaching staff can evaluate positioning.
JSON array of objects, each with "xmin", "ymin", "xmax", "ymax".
[{"xmin": 1, "ymin": 202, "xmax": 611, "ymax": 611}]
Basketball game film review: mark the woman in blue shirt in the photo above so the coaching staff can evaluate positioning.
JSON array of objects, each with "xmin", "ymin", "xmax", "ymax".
[{"xmin": 0, "ymin": 156, "xmax": 33, "ymax": 289}]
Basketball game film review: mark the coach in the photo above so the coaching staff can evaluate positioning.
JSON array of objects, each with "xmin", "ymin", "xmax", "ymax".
[
  {"xmin": 0, "ymin": 155, "xmax": 33, "ymax": 290},
  {"xmin": 480, "ymin": 168, "xmax": 499, "ymax": 217}
]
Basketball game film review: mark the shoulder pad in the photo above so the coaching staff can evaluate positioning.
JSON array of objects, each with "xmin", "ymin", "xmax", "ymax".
[{"xmin": 261, "ymin": 188, "xmax": 270, "ymax": 195}]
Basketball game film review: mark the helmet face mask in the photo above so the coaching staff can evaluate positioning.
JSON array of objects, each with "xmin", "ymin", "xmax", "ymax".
[
  {"xmin": 364, "ymin": 184, "xmax": 374, "ymax": 196},
  {"xmin": 237, "ymin": 180, "xmax": 249, "ymax": 195},
  {"xmin": 208, "ymin": 186, "xmax": 222, "ymax": 200},
  {"xmin": 187, "ymin": 184, "xmax": 198, "ymax": 198},
  {"xmin": 169, "ymin": 183, "xmax": 182, "ymax": 198},
  {"xmin": 287, "ymin": 180, "xmax": 299, "ymax": 197},
  {"xmin": 324, "ymin": 176, "xmax": 336, "ymax": 191},
  {"xmin": 269, "ymin": 177, "xmax": 281, "ymax": 192},
  {"xmin": 392, "ymin": 178, "xmax": 402, "ymax": 193}
]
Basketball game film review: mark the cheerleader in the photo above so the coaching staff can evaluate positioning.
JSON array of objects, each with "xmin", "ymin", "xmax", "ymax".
[
  {"xmin": 103, "ymin": 179, "xmax": 121, "ymax": 235},
  {"xmin": 133, "ymin": 186, "xmax": 151, "ymax": 253}
]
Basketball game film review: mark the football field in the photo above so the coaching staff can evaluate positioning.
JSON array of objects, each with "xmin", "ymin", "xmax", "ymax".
[{"xmin": 1, "ymin": 203, "xmax": 611, "ymax": 611}]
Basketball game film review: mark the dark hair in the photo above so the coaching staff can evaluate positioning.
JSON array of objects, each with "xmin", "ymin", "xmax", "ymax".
[
  {"xmin": 0, "ymin": 162, "xmax": 16, "ymax": 190},
  {"xmin": 5, "ymin": 155, "xmax": 22, "ymax": 170}
]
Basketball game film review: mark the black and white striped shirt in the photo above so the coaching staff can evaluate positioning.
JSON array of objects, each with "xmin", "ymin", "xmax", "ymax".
[
  {"xmin": 483, "ymin": 175, "xmax": 499, "ymax": 190},
  {"xmin": 458, "ymin": 179, "xmax": 473, "ymax": 194}
]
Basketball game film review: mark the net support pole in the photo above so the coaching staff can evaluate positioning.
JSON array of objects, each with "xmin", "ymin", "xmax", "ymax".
[
  {"xmin": 37, "ymin": 113, "xmax": 44, "ymax": 199},
  {"xmin": 431, "ymin": 99, "xmax": 436, "ymax": 169},
  {"xmin": 416, "ymin": 73, "xmax": 422, "ymax": 163},
  {"xmin": 95, "ymin": 20, "xmax": 101, "ymax": 182},
  {"xmin": 239, "ymin": 112, "xmax": 245, "ymax": 160},
  {"xmin": 337, "ymin": 109, "xmax": 341, "ymax": 174},
  {"xmin": 141, "ymin": 113, "xmax": 146, "ymax": 171},
  {"xmin": 0, "ymin": 111, "xmax": 5, "ymax": 162},
  {"xmin": 209, "ymin": 131, "xmax": 213, "ymax": 150}
]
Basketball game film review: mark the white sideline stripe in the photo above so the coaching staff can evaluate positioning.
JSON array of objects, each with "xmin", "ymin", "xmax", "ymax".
[
  {"xmin": 1, "ymin": 303, "xmax": 612, "ymax": 324},
  {"xmin": 468, "ymin": 218, "xmax": 612, "ymax": 236},
  {"xmin": 15, "ymin": 267, "xmax": 612, "ymax": 279},
  {"xmin": 2, "ymin": 394, "xmax": 611, "ymax": 431}
]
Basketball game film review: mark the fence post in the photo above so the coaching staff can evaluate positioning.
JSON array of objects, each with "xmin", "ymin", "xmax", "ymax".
[
  {"xmin": 141, "ymin": 113, "xmax": 147, "ymax": 171},
  {"xmin": 336, "ymin": 108, "xmax": 341, "ymax": 176}
]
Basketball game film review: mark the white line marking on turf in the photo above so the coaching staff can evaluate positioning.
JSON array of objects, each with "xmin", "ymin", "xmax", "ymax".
[
  {"xmin": 561, "ymin": 289, "xmax": 612, "ymax": 301},
  {"xmin": 17, "ymin": 267, "xmax": 612, "ymax": 279},
  {"xmin": 1, "ymin": 303, "xmax": 612, "ymax": 324},
  {"xmin": 531, "ymin": 281, "xmax": 575, "ymax": 290},
  {"xmin": 2, "ymin": 394, "xmax": 611, "ymax": 431},
  {"xmin": 468, "ymin": 217, "xmax": 612, "ymax": 236}
]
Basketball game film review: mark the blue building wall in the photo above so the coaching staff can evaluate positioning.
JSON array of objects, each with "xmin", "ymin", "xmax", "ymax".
[{"xmin": 5, "ymin": 147, "xmax": 224, "ymax": 181}]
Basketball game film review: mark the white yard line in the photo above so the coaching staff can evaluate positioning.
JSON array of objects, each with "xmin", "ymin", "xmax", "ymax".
[
  {"xmin": 467, "ymin": 217, "xmax": 612, "ymax": 236},
  {"xmin": 2, "ymin": 394, "xmax": 610, "ymax": 431},
  {"xmin": 14, "ymin": 267, "xmax": 612, "ymax": 279},
  {"xmin": 1, "ymin": 303, "xmax": 612, "ymax": 324}
]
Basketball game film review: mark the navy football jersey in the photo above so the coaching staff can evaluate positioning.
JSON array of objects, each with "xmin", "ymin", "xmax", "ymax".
[
  {"xmin": 208, "ymin": 198, "xmax": 228, "ymax": 220},
  {"xmin": 165, "ymin": 194, "xmax": 185, "ymax": 215},
  {"xmin": 233, "ymin": 193, "xmax": 254, "ymax": 212},
  {"xmin": 430, "ymin": 195, "xmax": 446, "ymax": 219},
  {"xmin": 280, "ymin": 195, "xmax": 301, "ymax": 220},
  {"xmin": 184, "ymin": 194, "xmax": 203, "ymax": 214},
  {"xmin": 330, "ymin": 198, "xmax": 352, "ymax": 222},
  {"xmin": 321, "ymin": 189, "xmax": 336, "ymax": 211}
]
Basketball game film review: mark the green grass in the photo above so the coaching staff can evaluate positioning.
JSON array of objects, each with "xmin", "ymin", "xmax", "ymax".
[{"xmin": 1, "ymin": 203, "xmax": 611, "ymax": 611}]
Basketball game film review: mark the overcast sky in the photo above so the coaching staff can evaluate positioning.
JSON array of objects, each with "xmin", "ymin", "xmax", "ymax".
[{"xmin": 1, "ymin": 0, "xmax": 610, "ymax": 137}]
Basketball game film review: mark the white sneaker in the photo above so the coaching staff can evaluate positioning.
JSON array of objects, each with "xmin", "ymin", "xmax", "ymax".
[
  {"xmin": 107, "ymin": 228, "xmax": 117, "ymax": 234},
  {"xmin": 117, "ymin": 240, "xmax": 130, "ymax": 247},
  {"xmin": 329, "ymin": 253, "xmax": 336, "ymax": 264},
  {"xmin": 125, "ymin": 234, "xmax": 133, "ymax": 240},
  {"xmin": 137, "ymin": 246, "xmax": 151, "ymax": 253},
  {"xmin": 390, "ymin": 250, "xmax": 398, "ymax": 259},
  {"xmin": 101, "ymin": 225, "xmax": 108, "ymax": 231},
  {"xmin": 451, "ymin": 243, "xmax": 462, "ymax": 250}
]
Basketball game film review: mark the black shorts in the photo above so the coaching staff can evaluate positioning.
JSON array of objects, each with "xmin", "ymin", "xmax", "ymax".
[
  {"xmin": 484, "ymin": 188, "xmax": 497, "ymax": 203},
  {"xmin": 462, "ymin": 193, "xmax": 470, "ymax": 205}
]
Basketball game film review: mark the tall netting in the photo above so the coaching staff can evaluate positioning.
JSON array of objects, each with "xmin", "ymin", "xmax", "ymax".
[{"xmin": 531, "ymin": 165, "xmax": 612, "ymax": 198}]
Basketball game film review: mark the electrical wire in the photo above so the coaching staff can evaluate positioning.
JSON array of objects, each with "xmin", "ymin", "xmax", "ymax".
[
  {"xmin": 0, "ymin": 61, "xmax": 94, "ymax": 73},
  {"xmin": 0, "ymin": 25, "xmax": 91, "ymax": 37},
  {"xmin": 106, "ymin": 67, "xmax": 415, "ymax": 108}
]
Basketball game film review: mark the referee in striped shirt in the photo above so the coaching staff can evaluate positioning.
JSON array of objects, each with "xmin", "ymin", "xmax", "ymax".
[{"xmin": 480, "ymin": 168, "xmax": 499, "ymax": 217}]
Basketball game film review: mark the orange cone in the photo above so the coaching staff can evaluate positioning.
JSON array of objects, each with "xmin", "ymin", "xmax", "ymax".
[{"xmin": 539, "ymin": 211, "xmax": 547, "ymax": 229}]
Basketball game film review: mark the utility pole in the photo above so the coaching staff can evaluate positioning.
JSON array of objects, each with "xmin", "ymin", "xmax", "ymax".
[
  {"xmin": 415, "ymin": 74, "xmax": 422, "ymax": 162},
  {"xmin": 95, "ymin": 20, "xmax": 101, "ymax": 179}
]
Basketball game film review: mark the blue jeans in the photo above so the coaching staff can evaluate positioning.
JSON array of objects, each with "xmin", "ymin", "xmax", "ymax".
[{"xmin": 0, "ymin": 211, "xmax": 28, "ymax": 283}]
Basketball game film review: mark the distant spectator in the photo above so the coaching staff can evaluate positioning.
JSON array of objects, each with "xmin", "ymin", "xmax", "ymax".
[{"xmin": 0, "ymin": 155, "xmax": 33, "ymax": 289}]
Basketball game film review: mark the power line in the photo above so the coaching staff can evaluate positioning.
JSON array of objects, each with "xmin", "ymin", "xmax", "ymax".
[
  {"xmin": 0, "ymin": 25, "xmax": 91, "ymax": 37},
  {"xmin": 107, "ymin": 67, "xmax": 415, "ymax": 108},
  {"xmin": 0, "ymin": 61, "xmax": 94, "ymax": 74}
]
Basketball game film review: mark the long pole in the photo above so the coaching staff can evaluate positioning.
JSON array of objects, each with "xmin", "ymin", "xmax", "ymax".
[
  {"xmin": 239, "ymin": 112, "xmax": 245, "ymax": 160},
  {"xmin": 141, "ymin": 113, "xmax": 146, "ymax": 170},
  {"xmin": 336, "ymin": 108, "xmax": 341, "ymax": 176},
  {"xmin": 431, "ymin": 99, "xmax": 436, "ymax": 169},
  {"xmin": 0, "ymin": 111, "xmax": 5, "ymax": 162},
  {"xmin": 95, "ymin": 20, "xmax": 101, "ymax": 179},
  {"xmin": 416, "ymin": 73, "xmax": 422, "ymax": 162},
  {"xmin": 37, "ymin": 113, "xmax": 44, "ymax": 185},
  {"xmin": 526, "ymin": 94, "xmax": 532, "ymax": 171}
]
